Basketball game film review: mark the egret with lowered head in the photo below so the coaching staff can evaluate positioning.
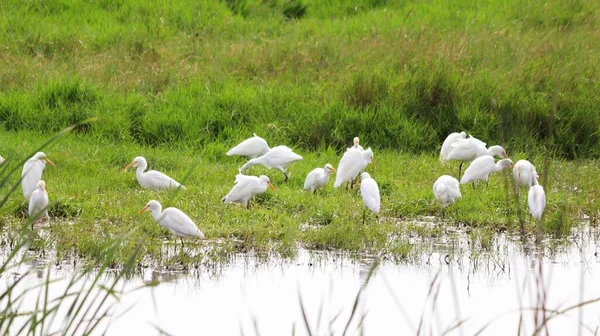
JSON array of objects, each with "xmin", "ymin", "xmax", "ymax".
[
  {"xmin": 124, "ymin": 156, "xmax": 186, "ymax": 191},
  {"xmin": 22, "ymin": 152, "xmax": 55, "ymax": 200},
  {"xmin": 513, "ymin": 159, "xmax": 537, "ymax": 190},
  {"xmin": 444, "ymin": 136, "xmax": 507, "ymax": 179},
  {"xmin": 138, "ymin": 200, "xmax": 204, "ymax": 252},
  {"xmin": 433, "ymin": 175, "xmax": 461, "ymax": 216},
  {"xmin": 304, "ymin": 163, "xmax": 336, "ymax": 194},
  {"xmin": 240, "ymin": 146, "xmax": 302, "ymax": 182},
  {"xmin": 334, "ymin": 147, "xmax": 375, "ymax": 189},
  {"xmin": 528, "ymin": 172, "xmax": 546, "ymax": 220},
  {"xmin": 460, "ymin": 155, "xmax": 513, "ymax": 186},
  {"xmin": 359, "ymin": 172, "xmax": 380, "ymax": 223},
  {"xmin": 226, "ymin": 134, "xmax": 270, "ymax": 159}
]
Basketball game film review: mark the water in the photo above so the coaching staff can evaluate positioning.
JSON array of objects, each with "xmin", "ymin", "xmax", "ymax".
[{"xmin": 3, "ymin": 224, "xmax": 600, "ymax": 335}]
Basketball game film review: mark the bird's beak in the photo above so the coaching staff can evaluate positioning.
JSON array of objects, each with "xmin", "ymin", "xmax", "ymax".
[
  {"xmin": 371, "ymin": 158, "xmax": 376, "ymax": 169},
  {"xmin": 123, "ymin": 161, "xmax": 135, "ymax": 172},
  {"xmin": 268, "ymin": 182, "xmax": 275, "ymax": 191},
  {"xmin": 137, "ymin": 205, "xmax": 149, "ymax": 214},
  {"xmin": 44, "ymin": 159, "xmax": 55, "ymax": 167},
  {"xmin": 331, "ymin": 167, "xmax": 337, "ymax": 173},
  {"xmin": 42, "ymin": 185, "xmax": 46, "ymax": 192}
]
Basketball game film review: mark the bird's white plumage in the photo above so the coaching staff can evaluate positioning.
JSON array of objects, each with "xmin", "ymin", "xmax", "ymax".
[
  {"xmin": 240, "ymin": 146, "xmax": 303, "ymax": 176},
  {"xmin": 0, "ymin": 155, "xmax": 5, "ymax": 164},
  {"xmin": 360, "ymin": 172, "xmax": 380, "ymax": 215},
  {"xmin": 304, "ymin": 164, "xmax": 335, "ymax": 193},
  {"xmin": 222, "ymin": 174, "xmax": 273, "ymax": 208},
  {"xmin": 125, "ymin": 156, "xmax": 185, "ymax": 191},
  {"xmin": 334, "ymin": 148, "xmax": 374, "ymax": 188},
  {"xmin": 29, "ymin": 180, "xmax": 49, "ymax": 221},
  {"xmin": 22, "ymin": 152, "xmax": 53, "ymax": 200},
  {"xmin": 528, "ymin": 173, "xmax": 546, "ymax": 219},
  {"xmin": 433, "ymin": 175, "xmax": 461, "ymax": 207},
  {"xmin": 460, "ymin": 156, "xmax": 513, "ymax": 184},
  {"xmin": 440, "ymin": 131, "xmax": 467, "ymax": 161},
  {"xmin": 513, "ymin": 159, "xmax": 537, "ymax": 189},
  {"xmin": 141, "ymin": 200, "xmax": 204, "ymax": 238},
  {"xmin": 349, "ymin": 137, "xmax": 364, "ymax": 151},
  {"xmin": 226, "ymin": 134, "xmax": 270, "ymax": 159},
  {"xmin": 446, "ymin": 137, "xmax": 507, "ymax": 162}
]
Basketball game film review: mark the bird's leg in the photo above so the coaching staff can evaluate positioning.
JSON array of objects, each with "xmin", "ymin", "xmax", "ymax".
[
  {"xmin": 346, "ymin": 182, "xmax": 349, "ymax": 191},
  {"xmin": 350, "ymin": 179, "xmax": 355, "ymax": 190},
  {"xmin": 486, "ymin": 180, "xmax": 489, "ymax": 188},
  {"xmin": 441, "ymin": 206, "xmax": 445, "ymax": 218},
  {"xmin": 180, "ymin": 238, "xmax": 184, "ymax": 255},
  {"xmin": 472, "ymin": 182, "xmax": 475, "ymax": 189},
  {"xmin": 313, "ymin": 189, "xmax": 316, "ymax": 195},
  {"xmin": 458, "ymin": 162, "xmax": 463, "ymax": 180},
  {"xmin": 362, "ymin": 208, "xmax": 366, "ymax": 225},
  {"xmin": 283, "ymin": 171, "xmax": 289, "ymax": 182}
]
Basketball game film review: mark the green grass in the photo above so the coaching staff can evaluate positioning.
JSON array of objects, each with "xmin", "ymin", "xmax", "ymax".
[
  {"xmin": 0, "ymin": 130, "xmax": 594, "ymax": 264},
  {"xmin": 0, "ymin": 0, "xmax": 599, "ymax": 157}
]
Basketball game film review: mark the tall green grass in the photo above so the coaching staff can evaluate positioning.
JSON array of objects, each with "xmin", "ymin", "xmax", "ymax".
[{"xmin": 0, "ymin": 0, "xmax": 599, "ymax": 157}]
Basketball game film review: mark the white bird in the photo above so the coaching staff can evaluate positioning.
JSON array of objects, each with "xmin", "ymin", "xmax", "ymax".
[
  {"xmin": 124, "ymin": 156, "xmax": 186, "ymax": 191},
  {"xmin": 440, "ymin": 131, "xmax": 467, "ymax": 161},
  {"xmin": 138, "ymin": 200, "xmax": 204, "ymax": 251},
  {"xmin": 21, "ymin": 152, "xmax": 55, "ymax": 200},
  {"xmin": 528, "ymin": 172, "xmax": 546, "ymax": 220},
  {"xmin": 349, "ymin": 137, "xmax": 364, "ymax": 151},
  {"xmin": 433, "ymin": 175, "xmax": 461, "ymax": 216},
  {"xmin": 513, "ymin": 159, "xmax": 537, "ymax": 190},
  {"xmin": 0, "ymin": 155, "xmax": 5, "ymax": 164},
  {"xmin": 28, "ymin": 180, "xmax": 49, "ymax": 223},
  {"xmin": 334, "ymin": 147, "xmax": 375, "ymax": 189},
  {"xmin": 445, "ymin": 136, "xmax": 507, "ymax": 178},
  {"xmin": 304, "ymin": 164, "xmax": 336, "ymax": 193},
  {"xmin": 221, "ymin": 174, "xmax": 275, "ymax": 208},
  {"xmin": 460, "ymin": 155, "xmax": 514, "ymax": 185},
  {"xmin": 240, "ymin": 146, "xmax": 303, "ymax": 181},
  {"xmin": 226, "ymin": 133, "xmax": 270, "ymax": 159},
  {"xmin": 360, "ymin": 172, "xmax": 380, "ymax": 222}
]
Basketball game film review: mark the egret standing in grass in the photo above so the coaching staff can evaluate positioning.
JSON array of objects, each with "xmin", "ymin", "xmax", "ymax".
[
  {"xmin": 350, "ymin": 137, "xmax": 364, "ymax": 151},
  {"xmin": 528, "ymin": 172, "xmax": 546, "ymax": 220},
  {"xmin": 28, "ymin": 180, "xmax": 49, "ymax": 225},
  {"xmin": 444, "ymin": 136, "xmax": 507, "ymax": 179},
  {"xmin": 433, "ymin": 175, "xmax": 461, "ymax": 217},
  {"xmin": 334, "ymin": 147, "xmax": 375, "ymax": 189},
  {"xmin": 22, "ymin": 152, "xmax": 55, "ymax": 200},
  {"xmin": 439, "ymin": 131, "xmax": 466, "ymax": 161},
  {"xmin": 124, "ymin": 156, "xmax": 186, "ymax": 191},
  {"xmin": 513, "ymin": 159, "xmax": 537, "ymax": 191},
  {"xmin": 137, "ymin": 200, "xmax": 204, "ymax": 253},
  {"xmin": 304, "ymin": 163, "xmax": 336, "ymax": 194},
  {"xmin": 0, "ymin": 155, "xmax": 5, "ymax": 164},
  {"xmin": 460, "ymin": 155, "xmax": 513, "ymax": 186},
  {"xmin": 226, "ymin": 133, "xmax": 270, "ymax": 159},
  {"xmin": 359, "ymin": 172, "xmax": 380, "ymax": 223},
  {"xmin": 240, "ymin": 146, "xmax": 302, "ymax": 182},
  {"xmin": 222, "ymin": 174, "xmax": 275, "ymax": 208}
]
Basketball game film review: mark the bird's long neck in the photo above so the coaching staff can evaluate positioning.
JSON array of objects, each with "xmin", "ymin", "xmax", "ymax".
[
  {"xmin": 136, "ymin": 162, "xmax": 147, "ymax": 179},
  {"xmin": 150, "ymin": 206, "xmax": 164, "ymax": 223},
  {"xmin": 243, "ymin": 158, "xmax": 260, "ymax": 171},
  {"xmin": 493, "ymin": 160, "xmax": 507, "ymax": 173}
]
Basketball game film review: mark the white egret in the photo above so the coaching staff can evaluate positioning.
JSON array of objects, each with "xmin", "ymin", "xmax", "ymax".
[
  {"xmin": 349, "ymin": 137, "xmax": 364, "ymax": 151},
  {"xmin": 304, "ymin": 164, "xmax": 336, "ymax": 194},
  {"xmin": 513, "ymin": 159, "xmax": 537, "ymax": 190},
  {"xmin": 28, "ymin": 180, "xmax": 49, "ymax": 223},
  {"xmin": 221, "ymin": 174, "xmax": 275, "ymax": 208},
  {"xmin": 137, "ymin": 200, "xmax": 204, "ymax": 251},
  {"xmin": 528, "ymin": 172, "xmax": 546, "ymax": 220},
  {"xmin": 359, "ymin": 172, "xmax": 380, "ymax": 223},
  {"xmin": 439, "ymin": 131, "xmax": 467, "ymax": 161},
  {"xmin": 0, "ymin": 155, "xmax": 5, "ymax": 164},
  {"xmin": 433, "ymin": 175, "xmax": 461, "ymax": 216},
  {"xmin": 22, "ymin": 152, "xmax": 55, "ymax": 200},
  {"xmin": 460, "ymin": 155, "xmax": 513, "ymax": 185},
  {"xmin": 445, "ymin": 136, "xmax": 507, "ymax": 178},
  {"xmin": 124, "ymin": 156, "xmax": 186, "ymax": 191},
  {"xmin": 240, "ymin": 146, "xmax": 302, "ymax": 181},
  {"xmin": 334, "ymin": 147, "xmax": 375, "ymax": 189},
  {"xmin": 226, "ymin": 133, "xmax": 270, "ymax": 159}
]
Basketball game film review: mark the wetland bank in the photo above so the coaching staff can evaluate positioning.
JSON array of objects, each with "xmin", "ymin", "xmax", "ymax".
[{"xmin": 2, "ymin": 0, "xmax": 600, "ymax": 334}]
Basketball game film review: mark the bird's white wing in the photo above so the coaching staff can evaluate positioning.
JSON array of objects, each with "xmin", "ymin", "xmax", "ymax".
[
  {"xmin": 528, "ymin": 186, "xmax": 546, "ymax": 219},
  {"xmin": 447, "ymin": 138, "xmax": 486, "ymax": 161},
  {"xmin": 304, "ymin": 168, "xmax": 323, "ymax": 190},
  {"xmin": 161, "ymin": 208, "xmax": 203, "ymax": 238},
  {"xmin": 440, "ymin": 132, "xmax": 466, "ymax": 161},
  {"xmin": 28, "ymin": 189, "xmax": 48, "ymax": 217},
  {"xmin": 334, "ymin": 149, "xmax": 363, "ymax": 187},
  {"xmin": 266, "ymin": 146, "xmax": 303, "ymax": 168},
  {"xmin": 144, "ymin": 170, "xmax": 183, "ymax": 190},
  {"xmin": 361, "ymin": 178, "xmax": 380, "ymax": 214},
  {"xmin": 225, "ymin": 177, "xmax": 260, "ymax": 202},
  {"xmin": 460, "ymin": 156, "xmax": 495, "ymax": 184},
  {"xmin": 21, "ymin": 161, "xmax": 44, "ymax": 199},
  {"xmin": 227, "ymin": 136, "xmax": 270, "ymax": 158}
]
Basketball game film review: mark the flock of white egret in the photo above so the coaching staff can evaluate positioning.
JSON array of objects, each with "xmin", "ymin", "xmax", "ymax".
[{"xmin": 17, "ymin": 131, "xmax": 545, "ymax": 250}]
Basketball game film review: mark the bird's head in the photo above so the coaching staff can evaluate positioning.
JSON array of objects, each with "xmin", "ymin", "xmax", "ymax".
[
  {"xmin": 259, "ymin": 175, "xmax": 275, "ymax": 191},
  {"xmin": 124, "ymin": 156, "xmax": 145, "ymax": 171},
  {"xmin": 489, "ymin": 145, "xmax": 508, "ymax": 159},
  {"xmin": 34, "ymin": 152, "xmax": 55, "ymax": 166},
  {"xmin": 459, "ymin": 131, "xmax": 467, "ymax": 137},
  {"xmin": 353, "ymin": 137, "xmax": 360, "ymax": 147},
  {"xmin": 137, "ymin": 200, "xmax": 161, "ymax": 214},
  {"xmin": 325, "ymin": 163, "xmax": 336, "ymax": 173},
  {"xmin": 360, "ymin": 172, "xmax": 371, "ymax": 181},
  {"xmin": 37, "ymin": 180, "xmax": 46, "ymax": 192},
  {"xmin": 364, "ymin": 148, "xmax": 376, "ymax": 169}
]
